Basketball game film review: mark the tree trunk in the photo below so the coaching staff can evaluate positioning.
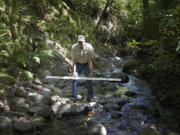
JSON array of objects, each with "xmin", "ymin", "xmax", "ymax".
[
  {"xmin": 62, "ymin": 0, "xmax": 76, "ymax": 11},
  {"xmin": 143, "ymin": 0, "xmax": 159, "ymax": 39},
  {"xmin": 96, "ymin": 0, "xmax": 113, "ymax": 28},
  {"xmin": 5, "ymin": 0, "xmax": 18, "ymax": 40}
]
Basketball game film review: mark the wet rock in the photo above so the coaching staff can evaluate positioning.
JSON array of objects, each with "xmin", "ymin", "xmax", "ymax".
[
  {"xmin": 13, "ymin": 117, "xmax": 34, "ymax": 132},
  {"xmin": 33, "ymin": 78, "xmax": 42, "ymax": 85},
  {"xmin": 13, "ymin": 87, "xmax": 27, "ymax": 97},
  {"xmin": 51, "ymin": 96, "xmax": 69, "ymax": 104},
  {"xmin": 40, "ymin": 87, "xmax": 52, "ymax": 97},
  {"xmin": 131, "ymin": 104, "xmax": 149, "ymax": 113},
  {"xmin": 104, "ymin": 94, "xmax": 114, "ymax": 99},
  {"xmin": 103, "ymin": 103, "xmax": 120, "ymax": 112},
  {"xmin": 57, "ymin": 104, "xmax": 71, "ymax": 116},
  {"xmin": 89, "ymin": 102, "xmax": 97, "ymax": 107},
  {"xmin": 51, "ymin": 95, "xmax": 60, "ymax": 103},
  {"xmin": 125, "ymin": 91, "xmax": 137, "ymax": 97},
  {"xmin": 139, "ymin": 126, "xmax": 161, "ymax": 135},
  {"xmin": 0, "ymin": 116, "xmax": 12, "ymax": 129},
  {"xmin": 40, "ymin": 96, "xmax": 52, "ymax": 106},
  {"xmin": 87, "ymin": 124, "xmax": 107, "ymax": 135},
  {"xmin": 70, "ymin": 104, "xmax": 88, "ymax": 115},
  {"xmin": 24, "ymin": 87, "xmax": 34, "ymax": 91},
  {"xmin": 10, "ymin": 97, "xmax": 29, "ymax": 111},
  {"xmin": 19, "ymin": 81, "xmax": 33, "ymax": 88},
  {"xmin": 52, "ymin": 102, "xmax": 62, "ymax": 114},
  {"xmin": 111, "ymin": 112, "xmax": 122, "ymax": 119},
  {"xmin": 106, "ymin": 84, "xmax": 117, "ymax": 91},
  {"xmin": 99, "ymin": 99, "xmax": 108, "ymax": 105},
  {"xmin": 29, "ymin": 103, "xmax": 53, "ymax": 120},
  {"xmin": 111, "ymin": 72, "xmax": 129, "ymax": 83},
  {"xmin": 65, "ymin": 118, "xmax": 84, "ymax": 127},
  {"xmin": 56, "ymin": 103, "xmax": 90, "ymax": 117},
  {"xmin": 31, "ymin": 116, "xmax": 46, "ymax": 124},
  {"xmin": 109, "ymin": 98, "xmax": 129, "ymax": 107},
  {"xmin": 28, "ymin": 92, "xmax": 43, "ymax": 102},
  {"xmin": 32, "ymin": 84, "xmax": 44, "ymax": 90}
]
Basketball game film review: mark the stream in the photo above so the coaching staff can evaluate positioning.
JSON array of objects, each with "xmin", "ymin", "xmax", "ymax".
[
  {"xmin": 41, "ymin": 57, "xmax": 171, "ymax": 135},
  {"xmin": 0, "ymin": 57, "xmax": 178, "ymax": 135}
]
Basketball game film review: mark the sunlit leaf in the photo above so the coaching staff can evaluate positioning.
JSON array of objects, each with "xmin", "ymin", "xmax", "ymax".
[
  {"xmin": 176, "ymin": 43, "xmax": 180, "ymax": 52},
  {"xmin": 23, "ymin": 70, "xmax": 34, "ymax": 81},
  {"xmin": 33, "ymin": 56, "xmax": 41, "ymax": 64},
  {"xmin": 87, "ymin": 118, "xmax": 92, "ymax": 122}
]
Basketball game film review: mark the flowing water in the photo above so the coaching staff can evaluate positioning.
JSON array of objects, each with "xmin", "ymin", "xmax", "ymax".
[{"xmin": 42, "ymin": 57, "xmax": 171, "ymax": 135}]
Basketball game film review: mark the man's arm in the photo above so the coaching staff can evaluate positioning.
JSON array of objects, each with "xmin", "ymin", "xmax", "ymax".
[
  {"xmin": 88, "ymin": 58, "xmax": 93, "ymax": 77},
  {"xmin": 72, "ymin": 59, "xmax": 77, "ymax": 78}
]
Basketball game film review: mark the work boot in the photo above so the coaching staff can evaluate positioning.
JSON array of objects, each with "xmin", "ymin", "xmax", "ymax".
[{"xmin": 70, "ymin": 97, "xmax": 77, "ymax": 103}]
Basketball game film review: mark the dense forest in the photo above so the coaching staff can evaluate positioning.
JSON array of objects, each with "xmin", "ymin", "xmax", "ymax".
[{"xmin": 0, "ymin": 0, "xmax": 180, "ymax": 135}]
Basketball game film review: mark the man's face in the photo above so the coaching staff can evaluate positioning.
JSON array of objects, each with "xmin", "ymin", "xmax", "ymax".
[{"xmin": 78, "ymin": 41, "xmax": 83, "ymax": 49}]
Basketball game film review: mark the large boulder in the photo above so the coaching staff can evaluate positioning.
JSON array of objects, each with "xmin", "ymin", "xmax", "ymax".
[
  {"xmin": 70, "ymin": 104, "xmax": 89, "ymax": 115},
  {"xmin": 29, "ymin": 103, "xmax": 53, "ymax": 120},
  {"xmin": 9, "ymin": 97, "xmax": 29, "ymax": 111},
  {"xmin": 56, "ymin": 104, "xmax": 71, "ymax": 117},
  {"xmin": 87, "ymin": 124, "xmax": 107, "ymax": 135},
  {"xmin": 0, "ymin": 116, "xmax": 12, "ymax": 129},
  {"xmin": 52, "ymin": 102, "xmax": 62, "ymax": 114},
  {"xmin": 13, "ymin": 118, "xmax": 34, "ymax": 132},
  {"xmin": 28, "ymin": 92, "xmax": 51, "ymax": 105},
  {"xmin": 40, "ymin": 87, "xmax": 52, "ymax": 97},
  {"xmin": 56, "ymin": 103, "xmax": 90, "ymax": 117}
]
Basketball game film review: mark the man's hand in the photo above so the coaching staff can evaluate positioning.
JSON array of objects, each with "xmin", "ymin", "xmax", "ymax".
[
  {"xmin": 88, "ymin": 59, "xmax": 93, "ymax": 77},
  {"xmin": 73, "ymin": 72, "xmax": 77, "ymax": 78},
  {"xmin": 90, "ymin": 71, "xmax": 93, "ymax": 77}
]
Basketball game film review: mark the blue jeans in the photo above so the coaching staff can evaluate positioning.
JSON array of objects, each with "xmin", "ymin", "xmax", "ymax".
[{"xmin": 72, "ymin": 63, "xmax": 94, "ymax": 99}]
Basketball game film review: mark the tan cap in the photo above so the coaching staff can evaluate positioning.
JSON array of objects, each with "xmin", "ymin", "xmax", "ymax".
[{"xmin": 78, "ymin": 35, "xmax": 85, "ymax": 42}]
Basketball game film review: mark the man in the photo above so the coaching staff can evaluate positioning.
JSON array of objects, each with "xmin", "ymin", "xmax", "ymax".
[{"xmin": 71, "ymin": 35, "xmax": 94, "ymax": 101}]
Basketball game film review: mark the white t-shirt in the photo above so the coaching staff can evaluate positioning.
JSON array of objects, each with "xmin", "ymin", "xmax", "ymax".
[{"xmin": 71, "ymin": 42, "xmax": 94, "ymax": 64}]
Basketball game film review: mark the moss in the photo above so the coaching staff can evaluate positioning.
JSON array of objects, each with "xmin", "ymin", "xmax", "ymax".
[{"xmin": 113, "ymin": 86, "xmax": 126, "ymax": 97}]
